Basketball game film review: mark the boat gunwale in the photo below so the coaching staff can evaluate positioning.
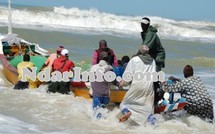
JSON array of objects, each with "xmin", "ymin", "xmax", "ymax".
[{"xmin": 0, "ymin": 54, "xmax": 18, "ymax": 75}]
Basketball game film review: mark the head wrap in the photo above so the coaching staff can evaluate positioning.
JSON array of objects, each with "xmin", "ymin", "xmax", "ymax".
[
  {"xmin": 139, "ymin": 45, "xmax": 149, "ymax": 54},
  {"xmin": 141, "ymin": 17, "xmax": 150, "ymax": 24}
]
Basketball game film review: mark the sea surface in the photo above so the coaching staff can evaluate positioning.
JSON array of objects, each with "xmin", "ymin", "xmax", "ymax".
[{"xmin": 0, "ymin": 4, "xmax": 215, "ymax": 134}]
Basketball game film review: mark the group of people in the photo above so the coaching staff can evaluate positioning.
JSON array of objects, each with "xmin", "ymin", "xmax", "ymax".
[
  {"xmin": 14, "ymin": 46, "xmax": 75, "ymax": 94},
  {"xmin": 14, "ymin": 17, "xmax": 214, "ymax": 125},
  {"xmin": 89, "ymin": 17, "xmax": 214, "ymax": 124}
]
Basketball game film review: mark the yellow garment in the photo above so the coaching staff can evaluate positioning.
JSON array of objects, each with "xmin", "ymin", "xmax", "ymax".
[
  {"xmin": 17, "ymin": 61, "xmax": 39, "ymax": 89},
  {"xmin": 29, "ymin": 77, "xmax": 40, "ymax": 89}
]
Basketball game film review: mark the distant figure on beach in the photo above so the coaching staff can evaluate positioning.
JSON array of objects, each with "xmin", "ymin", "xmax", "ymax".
[
  {"xmin": 119, "ymin": 45, "xmax": 156, "ymax": 125},
  {"xmin": 92, "ymin": 40, "xmax": 118, "ymax": 66},
  {"xmin": 91, "ymin": 52, "xmax": 114, "ymax": 118},
  {"xmin": 43, "ymin": 46, "xmax": 64, "ymax": 71},
  {"xmin": 14, "ymin": 54, "xmax": 36, "ymax": 89},
  {"xmin": 140, "ymin": 17, "xmax": 165, "ymax": 72},
  {"xmin": 121, "ymin": 55, "xmax": 130, "ymax": 70},
  {"xmin": 47, "ymin": 49, "xmax": 75, "ymax": 94},
  {"xmin": 161, "ymin": 65, "xmax": 214, "ymax": 121}
]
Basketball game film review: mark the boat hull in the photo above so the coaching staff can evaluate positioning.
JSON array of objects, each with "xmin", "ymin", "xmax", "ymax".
[
  {"xmin": 0, "ymin": 54, "xmax": 18, "ymax": 84},
  {"xmin": 71, "ymin": 87, "xmax": 126, "ymax": 103},
  {"xmin": 0, "ymin": 57, "xmax": 126, "ymax": 104}
]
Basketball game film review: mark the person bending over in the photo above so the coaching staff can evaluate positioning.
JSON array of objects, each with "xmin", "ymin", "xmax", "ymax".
[{"xmin": 161, "ymin": 65, "xmax": 214, "ymax": 121}]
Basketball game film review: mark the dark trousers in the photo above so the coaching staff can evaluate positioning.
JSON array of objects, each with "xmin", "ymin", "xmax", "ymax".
[
  {"xmin": 153, "ymin": 82, "xmax": 164, "ymax": 106},
  {"xmin": 14, "ymin": 81, "xmax": 29, "ymax": 90},
  {"xmin": 154, "ymin": 62, "xmax": 165, "ymax": 105},
  {"xmin": 47, "ymin": 81, "xmax": 70, "ymax": 94},
  {"xmin": 156, "ymin": 62, "xmax": 164, "ymax": 72}
]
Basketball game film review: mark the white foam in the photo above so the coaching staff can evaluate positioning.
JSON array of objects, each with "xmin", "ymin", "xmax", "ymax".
[
  {"xmin": 0, "ymin": 82, "xmax": 214, "ymax": 133},
  {"xmin": 0, "ymin": 6, "xmax": 215, "ymax": 42},
  {"xmin": 0, "ymin": 114, "xmax": 42, "ymax": 134}
]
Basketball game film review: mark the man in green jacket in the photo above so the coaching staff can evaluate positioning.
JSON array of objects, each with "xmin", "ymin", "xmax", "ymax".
[
  {"xmin": 140, "ymin": 17, "xmax": 165, "ymax": 72},
  {"xmin": 140, "ymin": 17, "xmax": 166, "ymax": 106}
]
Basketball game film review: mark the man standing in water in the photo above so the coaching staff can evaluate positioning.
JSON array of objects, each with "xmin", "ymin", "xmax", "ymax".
[
  {"xmin": 47, "ymin": 49, "xmax": 75, "ymax": 94},
  {"xmin": 140, "ymin": 17, "xmax": 165, "ymax": 72},
  {"xmin": 119, "ymin": 45, "xmax": 156, "ymax": 125},
  {"xmin": 14, "ymin": 54, "xmax": 35, "ymax": 89},
  {"xmin": 141, "ymin": 17, "xmax": 166, "ymax": 105},
  {"xmin": 91, "ymin": 51, "xmax": 119, "ymax": 118}
]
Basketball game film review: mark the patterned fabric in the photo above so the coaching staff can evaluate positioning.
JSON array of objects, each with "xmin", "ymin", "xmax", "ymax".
[{"xmin": 163, "ymin": 76, "xmax": 214, "ymax": 120}]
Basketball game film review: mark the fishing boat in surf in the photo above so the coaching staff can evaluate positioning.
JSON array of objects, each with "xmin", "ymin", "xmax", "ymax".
[
  {"xmin": 0, "ymin": 33, "xmax": 49, "ymax": 84},
  {"xmin": 0, "ymin": 0, "xmax": 187, "ymax": 114},
  {"xmin": 0, "ymin": 0, "xmax": 49, "ymax": 85},
  {"xmin": 0, "ymin": 36, "xmax": 187, "ymax": 113},
  {"xmin": 0, "ymin": 36, "xmax": 127, "ymax": 104},
  {"xmin": 0, "ymin": 0, "xmax": 128, "ymax": 105}
]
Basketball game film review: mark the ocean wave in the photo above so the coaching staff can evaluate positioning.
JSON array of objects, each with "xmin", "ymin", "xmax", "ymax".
[{"xmin": 0, "ymin": 6, "xmax": 215, "ymax": 42}]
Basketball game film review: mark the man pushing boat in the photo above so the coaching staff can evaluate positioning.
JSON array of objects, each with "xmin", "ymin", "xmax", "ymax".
[
  {"xmin": 118, "ymin": 45, "xmax": 157, "ymax": 125},
  {"xmin": 14, "ymin": 53, "xmax": 38, "ymax": 89}
]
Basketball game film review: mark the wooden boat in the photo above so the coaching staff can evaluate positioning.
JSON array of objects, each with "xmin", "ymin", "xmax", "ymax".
[
  {"xmin": 0, "ymin": 1, "xmax": 49, "ymax": 85},
  {"xmin": 71, "ymin": 82, "xmax": 126, "ymax": 103},
  {"xmin": 0, "ymin": 39, "xmax": 127, "ymax": 103},
  {"xmin": 0, "ymin": 33, "xmax": 49, "ymax": 84}
]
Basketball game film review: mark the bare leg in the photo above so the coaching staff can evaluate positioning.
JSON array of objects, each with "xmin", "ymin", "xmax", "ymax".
[{"xmin": 119, "ymin": 112, "xmax": 132, "ymax": 122}]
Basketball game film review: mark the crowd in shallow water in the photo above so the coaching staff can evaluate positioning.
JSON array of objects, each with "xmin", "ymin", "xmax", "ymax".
[{"xmin": 12, "ymin": 17, "xmax": 214, "ymax": 125}]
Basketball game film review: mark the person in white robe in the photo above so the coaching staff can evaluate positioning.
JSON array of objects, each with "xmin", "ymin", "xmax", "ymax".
[{"xmin": 119, "ymin": 45, "xmax": 156, "ymax": 125}]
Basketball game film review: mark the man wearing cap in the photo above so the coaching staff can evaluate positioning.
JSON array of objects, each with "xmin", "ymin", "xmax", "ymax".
[
  {"xmin": 140, "ymin": 17, "xmax": 165, "ymax": 72},
  {"xmin": 47, "ymin": 49, "xmax": 75, "ymax": 94},
  {"xmin": 119, "ymin": 45, "xmax": 156, "ymax": 125},
  {"xmin": 162, "ymin": 65, "xmax": 214, "ymax": 121},
  {"xmin": 92, "ymin": 40, "xmax": 118, "ymax": 66}
]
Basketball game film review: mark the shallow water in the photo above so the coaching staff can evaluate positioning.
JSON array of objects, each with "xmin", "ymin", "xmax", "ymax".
[{"xmin": 0, "ymin": 67, "xmax": 215, "ymax": 134}]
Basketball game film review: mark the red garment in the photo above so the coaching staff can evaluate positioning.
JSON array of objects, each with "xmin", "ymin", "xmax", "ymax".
[
  {"xmin": 52, "ymin": 56, "xmax": 75, "ymax": 72},
  {"xmin": 92, "ymin": 48, "xmax": 118, "ymax": 66}
]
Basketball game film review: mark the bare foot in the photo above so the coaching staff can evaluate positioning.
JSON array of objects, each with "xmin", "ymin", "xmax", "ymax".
[{"xmin": 119, "ymin": 112, "xmax": 132, "ymax": 122}]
